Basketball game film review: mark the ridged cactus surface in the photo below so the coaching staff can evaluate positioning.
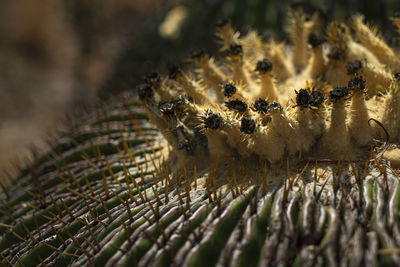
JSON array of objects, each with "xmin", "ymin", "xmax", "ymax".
[{"xmin": 2, "ymin": 7, "xmax": 400, "ymax": 267}]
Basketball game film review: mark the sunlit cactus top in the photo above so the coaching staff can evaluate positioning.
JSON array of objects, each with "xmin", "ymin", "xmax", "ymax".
[{"xmin": 139, "ymin": 6, "xmax": 400, "ymax": 174}]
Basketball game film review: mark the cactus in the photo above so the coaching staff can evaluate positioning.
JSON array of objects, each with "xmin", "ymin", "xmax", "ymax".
[{"xmin": 2, "ymin": 7, "xmax": 400, "ymax": 267}]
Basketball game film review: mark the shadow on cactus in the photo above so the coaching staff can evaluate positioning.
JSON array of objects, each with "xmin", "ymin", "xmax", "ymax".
[{"xmin": 2, "ymin": 6, "xmax": 400, "ymax": 267}]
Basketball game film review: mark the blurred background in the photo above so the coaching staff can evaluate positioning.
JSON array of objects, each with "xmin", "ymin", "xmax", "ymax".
[{"xmin": 1, "ymin": 0, "xmax": 399, "ymax": 182}]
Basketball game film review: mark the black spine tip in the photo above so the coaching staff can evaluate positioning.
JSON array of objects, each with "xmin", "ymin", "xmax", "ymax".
[
  {"xmin": 295, "ymin": 89, "xmax": 311, "ymax": 108},
  {"xmin": 348, "ymin": 76, "xmax": 366, "ymax": 92},
  {"xmin": 168, "ymin": 65, "xmax": 182, "ymax": 80},
  {"xmin": 329, "ymin": 86, "xmax": 349, "ymax": 100},
  {"xmin": 308, "ymin": 33, "xmax": 325, "ymax": 47},
  {"xmin": 144, "ymin": 72, "xmax": 161, "ymax": 86},
  {"xmin": 253, "ymin": 98, "xmax": 269, "ymax": 113},
  {"xmin": 328, "ymin": 48, "xmax": 345, "ymax": 60},
  {"xmin": 137, "ymin": 84, "xmax": 154, "ymax": 101},
  {"xmin": 240, "ymin": 117, "xmax": 256, "ymax": 134},
  {"xmin": 255, "ymin": 59, "xmax": 273, "ymax": 73},
  {"xmin": 158, "ymin": 96, "xmax": 185, "ymax": 115},
  {"xmin": 347, "ymin": 59, "xmax": 363, "ymax": 74},
  {"xmin": 225, "ymin": 99, "xmax": 248, "ymax": 112},
  {"xmin": 309, "ymin": 90, "xmax": 325, "ymax": 107},
  {"xmin": 268, "ymin": 102, "xmax": 283, "ymax": 111},
  {"xmin": 203, "ymin": 111, "xmax": 223, "ymax": 130},
  {"xmin": 158, "ymin": 101, "xmax": 176, "ymax": 115},
  {"xmin": 227, "ymin": 44, "xmax": 243, "ymax": 56},
  {"xmin": 223, "ymin": 82, "xmax": 237, "ymax": 98}
]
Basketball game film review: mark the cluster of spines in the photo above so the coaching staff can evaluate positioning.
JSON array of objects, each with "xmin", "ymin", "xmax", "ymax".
[
  {"xmin": 139, "ymin": 63, "xmax": 399, "ymax": 167},
  {"xmin": 138, "ymin": 6, "xmax": 400, "ymax": 169}
]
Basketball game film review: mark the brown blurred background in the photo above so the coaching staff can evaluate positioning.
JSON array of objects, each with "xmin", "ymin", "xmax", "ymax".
[
  {"xmin": 0, "ymin": 0, "xmax": 399, "ymax": 183},
  {"xmin": 0, "ymin": 0, "xmax": 167, "ymax": 181}
]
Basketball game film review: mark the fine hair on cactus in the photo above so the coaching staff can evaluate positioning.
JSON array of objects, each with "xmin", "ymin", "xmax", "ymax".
[{"xmin": 2, "ymin": 4, "xmax": 400, "ymax": 267}]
